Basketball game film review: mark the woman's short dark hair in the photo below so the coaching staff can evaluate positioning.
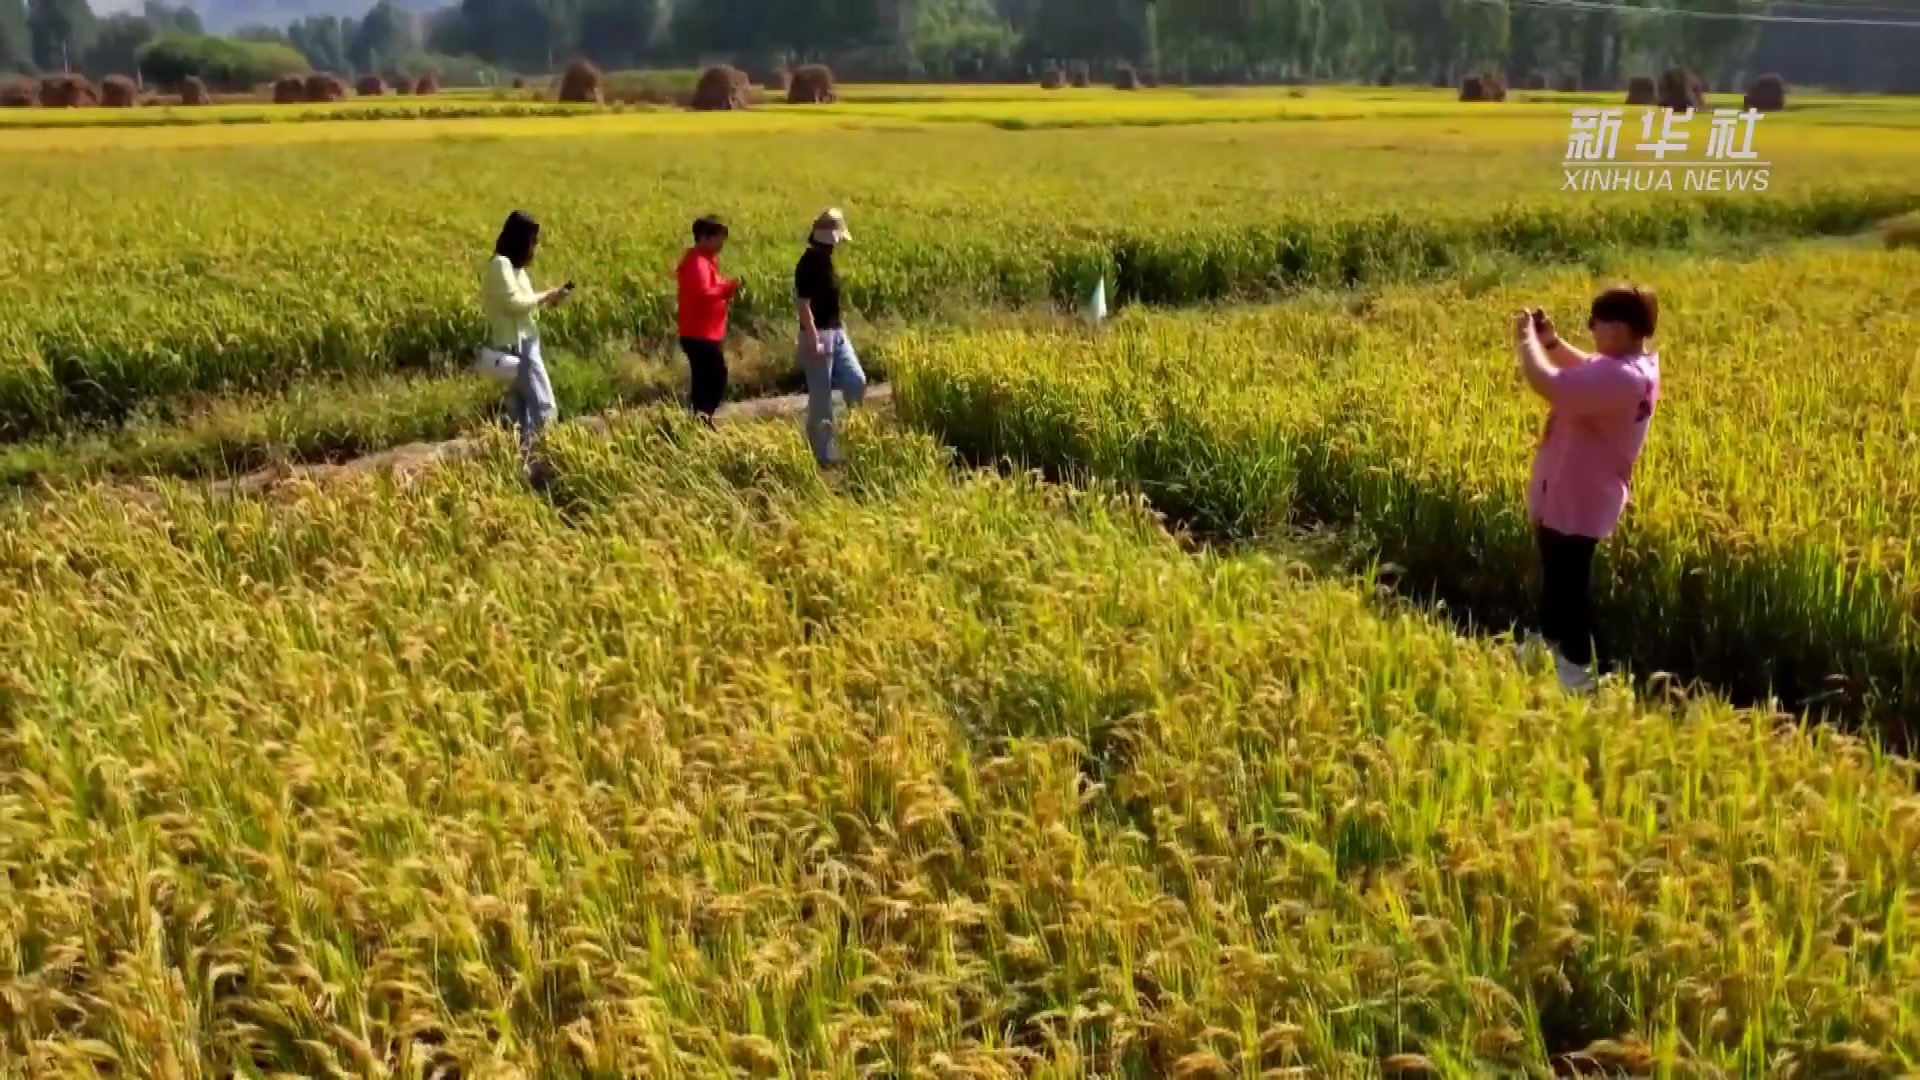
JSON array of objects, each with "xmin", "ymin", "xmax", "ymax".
[
  {"xmin": 1590, "ymin": 285, "xmax": 1658, "ymax": 338},
  {"xmin": 693, "ymin": 215, "xmax": 728, "ymax": 242},
  {"xmin": 494, "ymin": 210, "xmax": 540, "ymax": 269}
]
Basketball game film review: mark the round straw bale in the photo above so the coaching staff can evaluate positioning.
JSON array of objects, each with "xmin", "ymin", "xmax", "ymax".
[
  {"xmin": 557, "ymin": 58, "xmax": 602, "ymax": 104},
  {"xmin": 1744, "ymin": 73, "xmax": 1786, "ymax": 112},
  {"xmin": 785, "ymin": 63, "xmax": 835, "ymax": 104},
  {"xmin": 690, "ymin": 65, "xmax": 751, "ymax": 110}
]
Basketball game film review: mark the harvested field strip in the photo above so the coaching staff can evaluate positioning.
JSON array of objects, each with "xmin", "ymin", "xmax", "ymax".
[
  {"xmin": 890, "ymin": 245, "xmax": 1920, "ymax": 734},
  {"xmin": 4, "ymin": 114, "xmax": 1915, "ymax": 441},
  {"xmin": 1, "ymin": 416, "xmax": 1914, "ymax": 1074}
]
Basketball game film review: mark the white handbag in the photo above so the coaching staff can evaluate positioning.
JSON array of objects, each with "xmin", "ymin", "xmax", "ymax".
[{"xmin": 473, "ymin": 344, "xmax": 521, "ymax": 385}]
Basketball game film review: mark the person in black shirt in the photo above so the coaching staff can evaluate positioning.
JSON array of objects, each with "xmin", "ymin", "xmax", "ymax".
[{"xmin": 794, "ymin": 207, "xmax": 865, "ymax": 467}]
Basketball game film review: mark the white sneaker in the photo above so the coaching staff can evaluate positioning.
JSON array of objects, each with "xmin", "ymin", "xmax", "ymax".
[{"xmin": 1553, "ymin": 649, "xmax": 1597, "ymax": 694}]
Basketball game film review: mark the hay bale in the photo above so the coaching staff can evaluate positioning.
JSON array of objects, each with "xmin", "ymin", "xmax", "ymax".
[
  {"xmin": 1459, "ymin": 71, "xmax": 1505, "ymax": 102},
  {"xmin": 1069, "ymin": 65, "xmax": 1090, "ymax": 88},
  {"xmin": 1625, "ymin": 75, "xmax": 1656, "ymax": 105},
  {"xmin": 1657, "ymin": 66, "xmax": 1704, "ymax": 111},
  {"xmin": 181, "ymin": 75, "xmax": 210, "ymax": 105},
  {"xmin": 38, "ymin": 74, "xmax": 98, "ymax": 107},
  {"xmin": 1, "ymin": 77, "xmax": 37, "ymax": 107},
  {"xmin": 1555, "ymin": 72, "xmax": 1580, "ymax": 93},
  {"xmin": 101, "ymin": 75, "xmax": 138, "ymax": 107},
  {"xmin": 690, "ymin": 65, "xmax": 751, "ymax": 111},
  {"xmin": 355, "ymin": 74, "xmax": 386, "ymax": 96},
  {"xmin": 272, "ymin": 74, "xmax": 305, "ymax": 104},
  {"xmin": 304, "ymin": 72, "xmax": 348, "ymax": 103},
  {"xmin": 557, "ymin": 58, "xmax": 602, "ymax": 104},
  {"xmin": 1523, "ymin": 70, "xmax": 1548, "ymax": 91},
  {"xmin": 786, "ymin": 63, "xmax": 836, "ymax": 104},
  {"xmin": 415, "ymin": 73, "xmax": 439, "ymax": 96},
  {"xmin": 1040, "ymin": 66, "xmax": 1064, "ymax": 90},
  {"xmin": 1744, "ymin": 72, "xmax": 1786, "ymax": 112},
  {"xmin": 1114, "ymin": 64, "xmax": 1141, "ymax": 91}
]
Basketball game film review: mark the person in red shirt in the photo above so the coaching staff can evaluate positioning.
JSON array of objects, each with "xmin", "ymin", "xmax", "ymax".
[{"xmin": 677, "ymin": 215, "xmax": 739, "ymax": 423}]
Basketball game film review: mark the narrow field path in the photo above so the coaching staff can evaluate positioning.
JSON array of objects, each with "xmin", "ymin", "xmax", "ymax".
[{"xmin": 172, "ymin": 386, "xmax": 894, "ymax": 500}]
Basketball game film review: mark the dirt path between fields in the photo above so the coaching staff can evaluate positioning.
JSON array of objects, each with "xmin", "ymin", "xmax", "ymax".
[{"xmin": 186, "ymin": 385, "xmax": 893, "ymax": 500}]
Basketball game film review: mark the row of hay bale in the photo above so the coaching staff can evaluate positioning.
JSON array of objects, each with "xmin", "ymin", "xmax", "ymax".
[
  {"xmin": 552, "ymin": 59, "xmax": 836, "ymax": 109},
  {"xmin": 351, "ymin": 73, "xmax": 443, "ymax": 96},
  {"xmin": 0, "ymin": 70, "xmax": 443, "ymax": 108},
  {"xmin": 273, "ymin": 72, "xmax": 440, "ymax": 103},
  {"xmin": 1458, "ymin": 66, "xmax": 1788, "ymax": 112},
  {"xmin": 1038, "ymin": 63, "xmax": 1156, "ymax": 90},
  {"xmin": 0, "ymin": 72, "xmax": 207, "ymax": 107}
]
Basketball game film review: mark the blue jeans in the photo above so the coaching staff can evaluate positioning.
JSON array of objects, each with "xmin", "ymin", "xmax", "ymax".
[
  {"xmin": 800, "ymin": 328, "xmax": 867, "ymax": 465},
  {"xmin": 504, "ymin": 336, "xmax": 556, "ymax": 462}
]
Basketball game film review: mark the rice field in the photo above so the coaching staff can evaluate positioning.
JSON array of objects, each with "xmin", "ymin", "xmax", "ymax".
[
  {"xmin": 3, "ymin": 104, "xmax": 1916, "ymax": 441},
  {"xmin": 2, "ymin": 416, "xmax": 1916, "ymax": 1075},
  {"xmin": 890, "ymin": 244, "xmax": 1920, "ymax": 730},
  {"xmin": 6, "ymin": 86, "xmax": 1920, "ymax": 1074}
]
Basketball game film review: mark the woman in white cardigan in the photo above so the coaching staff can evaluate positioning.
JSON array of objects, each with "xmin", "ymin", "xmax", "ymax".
[{"xmin": 479, "ymin": 210, "xmax": 571, "ymax": 478}]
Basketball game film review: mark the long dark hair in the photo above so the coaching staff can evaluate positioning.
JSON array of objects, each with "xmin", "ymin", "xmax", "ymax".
[{"xmin": 494, "ymin": 210, "xmax": 540, "ymax": 269}]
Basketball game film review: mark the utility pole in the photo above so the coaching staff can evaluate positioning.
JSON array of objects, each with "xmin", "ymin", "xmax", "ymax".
[{"xmin": 1143, "ymin": 0, "xmax": 1159, "ymax": 75}]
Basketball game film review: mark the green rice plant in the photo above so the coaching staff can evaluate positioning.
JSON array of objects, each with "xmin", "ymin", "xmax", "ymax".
[
  {"xmin": 0, "ymin": 332, "xmax": 843, "ymax": 490},
  {"xmin": 891, "ymin": 245, "xmax": 1920, "ymax": 733},
  {"xmin": 0, "ymin": 413, "xmax": 1914, "ymax": 1073},
  {"xmin": 2, "ymin": 110, "xmax": 1915, "ymax": 441}
]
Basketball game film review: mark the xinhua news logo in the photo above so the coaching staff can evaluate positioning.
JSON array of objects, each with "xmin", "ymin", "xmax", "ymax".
[{"xmin": 1562, "ymin": 107, "xmax": 1768, "ymax": 193}]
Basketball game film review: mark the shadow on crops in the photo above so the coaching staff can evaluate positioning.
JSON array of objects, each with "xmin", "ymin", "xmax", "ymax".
[{"xmin": 935, "ymin": 433, "xmax": 1915, "ymax": 756}]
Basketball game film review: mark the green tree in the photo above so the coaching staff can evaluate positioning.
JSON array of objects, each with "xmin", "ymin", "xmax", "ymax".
[
  {"xmin": 576, "ymin": 0, "xmax": 666, "ymax": 69},
  {"xmin": 1, "ymin": 0, "xmax": 32, "ymax": 74},
  {"xmin": 136, "ymin": 31, "xmax": 306, "ymax": 89},
  {"xmin": 143, "ymin": 0, "xmax": 198, "ymax": 35},
  {"xmin": 670, "ymin": 0, "xmax": 774, "ymax": 57},
  {"xmin": 85, "ymin": 11, "xmax": 153, "ymax": 78},
  {"xmin": 349, "ymin": 0, "xmax": 410, "ymax": 73},
  {"xmin": 1667, "ymin": 0, "xmax": 1769, "ymax": 87},
  {"xmin": 907, "ymin": 0, "xmax": 1015, "ymax": 78},
  {"xmin": 28, "ymin": 0, "xmax": 94, "ymax": 71},
  {"xmin": 1445, "ymin": 0, "xmax": 1508, "ymax": 76},
  {"xmin": 285, "ymin": 15, "xmax": 351, "ymax": 74},
  {"xmin": 457, "ymin": 0, "xmax": 568, "ymax": 74}
]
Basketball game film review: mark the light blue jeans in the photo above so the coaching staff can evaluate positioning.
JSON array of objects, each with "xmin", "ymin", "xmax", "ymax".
[
  {"xmin": 504, "ymin": 336, "xmax": 556, "ymax": 462},
  {"xmin": 800, "ymin": 328, "xmax": 867, "ymax": 465}
]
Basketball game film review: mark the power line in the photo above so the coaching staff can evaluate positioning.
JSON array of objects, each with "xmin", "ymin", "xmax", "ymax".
[
  {"xmin": 1492, "ymin": 0, "xmax": 1920, "ymax": 28},
  {"xmin": 1764, "ymin": 0, "xmax": 1920, "ymax": 9}
]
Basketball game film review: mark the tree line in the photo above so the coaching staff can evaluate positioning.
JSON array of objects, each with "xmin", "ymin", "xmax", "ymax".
[{"xmin": 3, "ymin": 0, "xmax": 1914, "ymax": 93}]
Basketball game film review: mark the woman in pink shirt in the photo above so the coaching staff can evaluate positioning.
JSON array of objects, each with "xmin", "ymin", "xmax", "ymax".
[{"xmin": 1513, "ymin": 286, "xmax": 1661, "ymax": 692}]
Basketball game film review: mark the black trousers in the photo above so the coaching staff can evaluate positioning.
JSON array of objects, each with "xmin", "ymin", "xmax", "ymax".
[
  {"xmin": 680, "ymin": 337, "xmax": 726, "ymax": 418},
  {"xmin": 1537, "ymin": 526, "xmax": 1601, "ymax": 666}
]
